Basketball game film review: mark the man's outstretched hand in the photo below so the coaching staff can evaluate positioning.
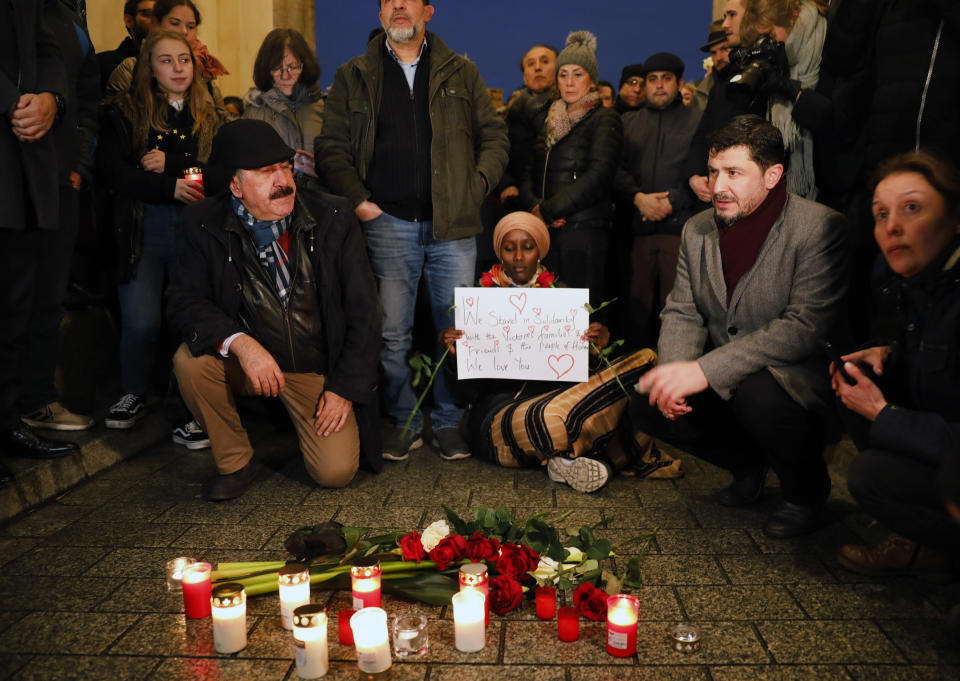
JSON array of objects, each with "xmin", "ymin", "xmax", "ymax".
[
  {"xmin": 231, "ymin": 335, "xmax": 285, "ymax": 397},
  {"xmin": 315, "ymin": 391, "xmax": 352, "ymax": 437}
]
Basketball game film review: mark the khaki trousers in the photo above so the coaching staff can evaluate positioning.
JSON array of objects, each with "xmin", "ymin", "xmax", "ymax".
[{"xmin": 173, "ymin": 344, "xmax": 359, "ymax": 488}]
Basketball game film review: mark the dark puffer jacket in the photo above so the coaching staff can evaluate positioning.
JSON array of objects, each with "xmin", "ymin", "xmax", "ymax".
[
  {"xmin": 519, "ymin": 102, "xmax": 623, "ymax": 229},
  {"xmin": 863, "ymin": 0, "xmax": 960, "ymax": 171}
]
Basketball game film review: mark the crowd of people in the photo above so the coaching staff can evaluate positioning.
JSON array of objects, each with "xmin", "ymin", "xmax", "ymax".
[{"xmin": 1, "ymin": 0, "xmax": 958, "ymax": 619}]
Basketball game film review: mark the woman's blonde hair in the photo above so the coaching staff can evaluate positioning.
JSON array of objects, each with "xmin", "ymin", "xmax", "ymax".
[
  {"xmin": 118, "ymin": 29, "xmax": 216, "ymax": 152},
  {"xmin": 739, "ymin": 0, "xmax": 802, "ymax": 47}
]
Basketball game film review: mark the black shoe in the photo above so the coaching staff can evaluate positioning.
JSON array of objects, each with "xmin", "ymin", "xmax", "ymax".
[
  {"xmin": 715, "ymin": 467, "xmax": 768, "ymax": 507},
  {"xmin": 203, "ymin": 461, "xmax": 266, "ymax": 501},
  {"xmin": 0, "ymin": 460, "xmax": 12, "ymax": 486},
  {"xmin": 763, "ymin": 500, "xmax": 821, "ymax": 538},
  {"xmin": 4, "ymin": 424, "xmax": 78, "ymax": 459}
]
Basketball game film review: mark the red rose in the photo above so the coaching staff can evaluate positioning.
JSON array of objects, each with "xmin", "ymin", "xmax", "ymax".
[
  {"xmin": 535, "ymin": 270, "xmax": 556, "ymax": 288},
  {"xmin": 489, "ymin": 575, "xmax": 524, "ymax": 614},
  {"xmin": 464, "ymin": 531, "xmax": 501, "ymax": 562},
  {"xmin": 428, "ymin": 533, "xmax": 467, "ymax": 571},
  {"xmin": 496, "ymin": 542, "xmax": 539, "ymax": 580},
  {"xmin": 480, "ymin": 270, "xmax": 496, "ymax": 287},
  {"xmin": 573, "ymin": 582, "xmax": 608, "ymax": 621},
  {"xmin": 398, "ymin": 531, "xmax": 426, "ymax": 563}
]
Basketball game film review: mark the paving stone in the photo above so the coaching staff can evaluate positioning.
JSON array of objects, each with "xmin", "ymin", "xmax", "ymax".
[
  {"xmin": 635, "ymin": 620, "xmax": 770, "ymax": 665},
  {"xmin": 2, "ymin": 546, "xmax": 110, "ymax": 576},
  {"xmin": 82, "ymin": 500, "xmax": 178, "ymax": 523},
  {"xmin": 0, "ymin": 612, "xmax": 23, "ymax": 637},
  {"xmin": 553, "ymin": 482, "xmax": 644, "ymax": 507},
  {"xmin": 687, "ymin": 500, "xmax": 776, "ymax": 529},
  {"xmin": 846, "ymin": 664, "xmax": 960, "ymax": 680},
  {"xmin": 109, "ymin": 613, "xmax": 219, "ymax": 657},
  {"xmin": 169, "ymin": 524, "xmax": 278, "ymax": 551},
  {"xmin": 0, "ymin": 653, "xmax": 31, "ymax": 680},
  {"xmin": 301, "ymin": 489, "xmax": 379, "ymax": 507},
  {"xmin": 236, "ymin": 615, "xmax": 295, "ymax": 660},
  {"xmin": 710, "ymin": 665, "xmax": 852, "ymax": 680},
  {"xmin": 876, "ymin": 619, "xmax": 960, "ymax": 665},
  {"xmin": 0, "ymin": 576, "xmax": 121, "ymax": 612},
  {"xmin": 84, "ymin": 547, "xmax": 188, "ymax": 579},
  {"xmin": 745, "ymin": 523, "xmax": 867, "ymax": 557},
  {"xmin": 502, "ymin": 619, "xmax": 633, "ymax": 665},
  {"xmin": 233, "ymin": 504, "xmax": 339, "ymax": 526},
  {"xmin": 656, "ymin": 529, "xmax": 759, "ymax": 555},
  {"xmin": 511, "ymin": 506, "xmax": 605, "ymax": 529},
  {"xmin": 678, "ymin": 585, "xmax": 805, "ymax": 620},
  {"xmin": 0, "ymin": 611, "xmax": 139, "ymax": 654},
  {"xmin": 469, "ymin": 488, "xmax": 556, "ymax": 509},
  {"xmin": 1, "ymin": 504, "xmax": 88, "ymax": 538},
  {"xmin": 147, "ymin": 657, "xmax": 292, "ymax": 681},
  {"xmin": 333, "ymin": 506, "xmax": 423, "ymax": 529},
  {"xmin": 153, "ymin": 500, "xmax": 258, "ymax": 525},
  {"xmin": 568, "ymin": 667, "xmax": 710, "ymax": 681},
  {"xmin": 55, "ymin": 478, "xmax": 136, "ymax": 506},
  {"xmin": 432, "ymin": 663, "xmax": 566, "ymax": 681},
  {"xmin": 0, "ymin": 538, "xmax": 38, "ymax": 567},
  {"xmin": 757, "ymin": 620, "xmax": 905, "ymax": 664},
  {"xmin": 588, "ymin": 505, "xmax": 698, "ymax": 530},
  {"xmin": 6, "ymin": 654, "xmax": 159, "ymax": 681},
  {"xmin": 790, "ymin": 584, "xmax": 942, "ymax": 620},
  {"xmin": 637, "ymin": 556, "xmax": 728, "ymax": 585},
  {"xmin": 41, "ymin": 521, "xmax": 191, "ymax": 548},
  {"xmin": 95, "ymin": 578, "xmax": 185, "ymax": 614},
  {"xmin": 719, "ymin": 555, "xmax": 837, "ymax": 585},
  {"xmin": 634, "ymin": 484, "xmax": 687, "ymax": 506}
]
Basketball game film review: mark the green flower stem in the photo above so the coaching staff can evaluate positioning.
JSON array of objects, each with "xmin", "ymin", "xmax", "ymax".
[
  {"xmin": 217, "ymin": 559, "xmax": 441, "ymax": 595},
  {"xmin": 590, "ymin": 342, "xmax": 631, "ymax": 401},
  {"xmin": 401, "ymin": 344, "xmax": 451, "ymax": 438},
  {"xmin": 216, "ymin": 561, "xmax": 287, "ymax": 571}
]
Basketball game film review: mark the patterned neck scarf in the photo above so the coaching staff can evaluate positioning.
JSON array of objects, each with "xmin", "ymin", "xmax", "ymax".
[
  {"xmin": 545, "ymin": 90, "xmax": 602, "ymax": 150},
  {"xmin": 232, "ymin": 196, "xmax": 293, "ymax": 305}
]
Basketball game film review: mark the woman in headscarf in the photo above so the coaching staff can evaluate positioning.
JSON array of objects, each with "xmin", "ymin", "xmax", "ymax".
[{"xmin": 438, "ymin": 212, "xmax": 682, "ymax": 493}]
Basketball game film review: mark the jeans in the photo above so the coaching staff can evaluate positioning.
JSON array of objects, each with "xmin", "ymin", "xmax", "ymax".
[
  {"xmin": 116, "ymin": 203, "xmax": 183, "ymax": 396},
  {"xmin": 362, "ymin": 213, "xmax": 476, "ymax": 432}
]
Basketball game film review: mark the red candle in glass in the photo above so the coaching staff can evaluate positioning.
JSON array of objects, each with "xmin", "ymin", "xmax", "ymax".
[
  {"xmin": 535, "ymin": 586, "xmax": 556, "ymax": 620},
  {"xmin": 606, "ymin": 594, "xmax": 639, "ymax": 657},
  {"xmin": 337, "ymin": 608, "xmax": 356, "ymax": 645},
  {"xmin": 350, "ymin": 561, "xmax": 382, "ymax": 610},
  {"xmin": 181, "ymin": 562, "xmax": 212, "ymax": 619},
  {"xmin": 183, "ymin": 167, "xmax": 204, "ymax": 196},
  {"xmin": 558, "ymin": 606, "xmax": 579, "ymax": 641},
  {"xmin": 459, "ymin": 563, "xmax": 489, "ymax": 626}
]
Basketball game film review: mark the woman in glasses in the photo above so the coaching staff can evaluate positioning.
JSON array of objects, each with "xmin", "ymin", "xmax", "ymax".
[{"xmin": 243, "ymin": 28, "xmax": 325, "ymax": 192}]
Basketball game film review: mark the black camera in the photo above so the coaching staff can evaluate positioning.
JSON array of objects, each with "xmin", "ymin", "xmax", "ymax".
[{"xmin": 728, "ymin": 34, "xmax": 789, "ymax": 94}]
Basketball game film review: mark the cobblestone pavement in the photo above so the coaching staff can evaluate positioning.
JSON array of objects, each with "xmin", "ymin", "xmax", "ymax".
[{"xmin": 1, "ymin": 431, "xmax": 958, "ymax": 681}]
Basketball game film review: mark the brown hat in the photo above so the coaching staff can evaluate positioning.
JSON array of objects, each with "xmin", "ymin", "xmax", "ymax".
[
  {"xmin": 700, "ymin": 19, "xmax": 726, "ymax": 52},
  {"xmin": 493, "ymin": 212, "xmax": 550, "ymax": 259}
]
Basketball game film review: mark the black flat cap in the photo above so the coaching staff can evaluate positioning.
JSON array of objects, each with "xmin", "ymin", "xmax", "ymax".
[
  {"xmin": 640, "ymin": 52, "xmax": 685, "ymax": 79},
  {"xmin": 209, "ymin": 119, "xmax": 294, "ymax": 171}
]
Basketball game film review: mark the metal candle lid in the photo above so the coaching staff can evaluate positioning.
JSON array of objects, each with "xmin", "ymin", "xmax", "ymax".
[
  {"xmin": 350, "ymin": 557, "xmax": 381, "ymax": 578},
  {"xmin": 211, "ymin": 583, "xmax": 245, "ymax": 608},
  {"xmin": 293, "ymin": 603, "xmax": 326, "ymax": 628},
  {"xmin": 279, "ymin": 562, "xmax": 310, "ymax": 586},
  {"xmin": 183, "ymin": 167, "xmax": 202, "ymax": 176},
  {"xmin": 459, "ymin": 563, "xmax": 489, "ymax": 586},
  {"xmin": 670, "ymin": 623, "xmax": 701, "ymax": 653}
]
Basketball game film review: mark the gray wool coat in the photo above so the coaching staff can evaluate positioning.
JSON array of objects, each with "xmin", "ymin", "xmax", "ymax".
[{"xmin": 657, "ymin": 193, "xmax": 848, "ymax": 411}]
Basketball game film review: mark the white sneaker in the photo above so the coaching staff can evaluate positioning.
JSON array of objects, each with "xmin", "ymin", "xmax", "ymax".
[
  {"xmin": 172, "ymin": 420, "xmax": 211, "ymax": 450},
  {"xmin": 547, "ymin": 457, "xmax": 611, "ymax": 493},
  {"xmin": 105, "ymin": 394, "xmax": 146, "ymax": 429}
]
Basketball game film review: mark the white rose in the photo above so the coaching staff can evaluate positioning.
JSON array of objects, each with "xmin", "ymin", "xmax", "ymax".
[
  {"xmin": 531, "ymin": 556, "xmax": 560, "ymax": 584},
  {"xmin": 420, "ymin": 519, "xmax": 450, "ymax": 552},
  {"xmin": 563, "ymin": 546, "xmax": 584, "ymax": 564}
]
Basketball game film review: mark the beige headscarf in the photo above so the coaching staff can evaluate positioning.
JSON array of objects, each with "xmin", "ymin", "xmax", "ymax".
[{"xmin": 493, "ymin": 212, "xmax": 551, "ymax": 259}]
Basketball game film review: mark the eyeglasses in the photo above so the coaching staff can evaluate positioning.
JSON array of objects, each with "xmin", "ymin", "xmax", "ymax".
[
  {"xmin": 270, "ymin": 63, "xmax": 303, "ymax": 76},
  {"xmin": 625, "ymin": 78, "xmax": 643, "ymax": 88}
]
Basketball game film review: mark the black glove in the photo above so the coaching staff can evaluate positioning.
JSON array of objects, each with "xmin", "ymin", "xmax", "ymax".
[{"xmin": 760, "ymin": 40, "xmax": 800, "ymax": 100}]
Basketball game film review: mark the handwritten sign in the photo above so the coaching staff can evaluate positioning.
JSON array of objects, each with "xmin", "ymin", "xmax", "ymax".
[{"xmin": 454, "ymin": 287, "xmax": 589, "ymax": 382}]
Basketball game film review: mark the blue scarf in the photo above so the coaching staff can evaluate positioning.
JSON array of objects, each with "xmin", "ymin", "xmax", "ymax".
[{"xmin": 232, "ymin": 196, "xmax": 293, "ymax": 305}]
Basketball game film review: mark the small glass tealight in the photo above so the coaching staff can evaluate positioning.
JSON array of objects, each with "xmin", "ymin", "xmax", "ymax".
[
  {"xmin": 165, "ymin": 556, "xmax": 196, "ymax": 592},
  {"xmin": 670, "ymin": 623, "xmax": 701, "ymax": 653},
  {"xmin": 392, "ymin": 614, "xmax": 428, "ymax": 658}
]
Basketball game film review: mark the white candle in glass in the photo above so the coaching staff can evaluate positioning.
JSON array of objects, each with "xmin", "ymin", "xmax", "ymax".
[
  {"xmin": 293, "ymin": 604, "xmax": 328, "ymax": 679},
  {"xmin": 211, "ymin": 583, "xmax": 247, "ymax": 654},
  {"xmin": 452, "ymin": 590, "xmax": 485, "ymax": 652},
  {"xmin": 278, "ymin": 563, "xmax": 311, "ymax": 630},
  {"xmin": 349, "ymin": 607, "xmax": 392, "ymax": 673}
]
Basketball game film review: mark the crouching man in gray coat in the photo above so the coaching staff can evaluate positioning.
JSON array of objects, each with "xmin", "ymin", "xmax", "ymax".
[{"xmin": 633, "ymin": 115, "xmax": 847, "ymax": 538}]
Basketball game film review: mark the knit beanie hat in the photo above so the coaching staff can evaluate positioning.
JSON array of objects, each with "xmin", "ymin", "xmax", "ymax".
[
  {"xmin": 619, "ymin": 63, "xmax": 644, "ymax": 88},
  {"xmin": 556, "ymin": 30, "xmax": 599, "ymax": 84}
]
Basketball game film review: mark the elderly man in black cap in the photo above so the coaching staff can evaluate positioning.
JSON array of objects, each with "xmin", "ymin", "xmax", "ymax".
[
  {"xmin": 615, "ymin": 52, "xmax": 703, "ymax": 348},
  {"xmin": 167, "ymin": 120, "xmax": 381, "ymax": 500}
]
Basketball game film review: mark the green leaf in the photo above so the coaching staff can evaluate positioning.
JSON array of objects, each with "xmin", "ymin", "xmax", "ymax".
[
  {"xmin": 602, "ymin": 570, "xmax": 622, "ymax": 595},
  {"xmin": 585, "ymin": 538, "xmax": 613, "ymax": 560},
  {"xmin": 442, "ymin": 504, "xmax": 470, "ymax": 536},
  {"xmin": 576, "ymin": 559, "xmax": 599, "ymax": 574},
  {"xmin": 623, "ymin": 556, "xmax": 644, "ymax": 588},
  {"xmin": 523, "ymin": 518, "xmax": 558, "ymax": 554},
  {"xmin": 578, "ymin": 526, "xmax": 597, "ymax": 547},
  {"xmin": 556, "ymin": 576, "xmax": 574, "ymax": 592},
  {"xmin": 584, "ymin": 297, "xmax": 619, "ymax": 316},
  {"xmin": 383, "ymin": 572, "xmax": 459, "ymax": 607},
  {"xmin": 546, "ymin": 539, "xmax": 566, "ymax": 562}
]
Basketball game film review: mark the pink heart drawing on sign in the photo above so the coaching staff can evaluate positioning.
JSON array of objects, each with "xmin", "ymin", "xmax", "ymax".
[
  {"xmin": 502, "ymin": 325, "xmax": 510, "ymax": 338},
  {"xmin": 548, "ymin": 354, "xmax": 575, "ymax": 379},
  {"xmin": 532, "ymin": 307, "xmax": 542, "ymax": 316},
  {"xmin": 460, "ymin": 341, "xmax": 469, "ymax": 347},
  {"xmin": 527, "ymin": 325, "xmax": 535, "ymax": 334},
  {"xmin": 509, "ymin": 292, "xmax": 527, "ymax": 314},
  {"xmin": 570, "ymin": 308, "xmax": 579, "ymax": 319},
  {"xmin": 543, "ymin": 325, "xmax": 550, "ymax": 332},
  {"xmin": 565, "ymin": 324, "xmax": 571, "ymax": 333},
  {"xmin": 465, "ymin": 297, "xmax": 474, "ymax": 307},
  {"xmin": 494, "ymin": 339, "xmax": 500, "ymax": 347}
]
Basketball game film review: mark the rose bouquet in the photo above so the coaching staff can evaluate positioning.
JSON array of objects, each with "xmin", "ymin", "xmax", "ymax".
[{"xmin": 211, "ymin": 507, "xmax": 654, "ymax": 616}]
